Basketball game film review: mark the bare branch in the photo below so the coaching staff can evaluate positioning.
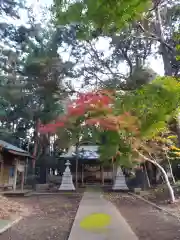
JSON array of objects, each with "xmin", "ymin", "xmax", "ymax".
[{"xmin": 136, "ymin": 23, "xmax": 174, "ymax": 52}]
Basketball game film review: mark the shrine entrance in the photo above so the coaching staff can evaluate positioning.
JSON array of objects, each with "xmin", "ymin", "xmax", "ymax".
[
  {"xmin": 60, "ymin": 143, "xmax": 114, "ymax": 187},
  {"xmin": 81, "ymin": 163, "xmax": 105, "ymax": 185}
]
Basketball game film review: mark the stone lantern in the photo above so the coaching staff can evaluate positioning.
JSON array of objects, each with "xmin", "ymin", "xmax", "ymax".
[
  {"xmin": 59, "ymin": 160, "xmax": 75, "ymax": 191},
  {"xmin": 112, "ymin": 166, "xmax": 128, "ymax": 190}
]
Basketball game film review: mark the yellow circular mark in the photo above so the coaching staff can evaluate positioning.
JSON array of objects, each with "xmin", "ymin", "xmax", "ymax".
[{"xmin": 80, "ymin": 213, "xmax": 111, "ymax": 231}]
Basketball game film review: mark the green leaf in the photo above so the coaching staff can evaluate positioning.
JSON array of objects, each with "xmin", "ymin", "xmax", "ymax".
[{"xmin": 53, "ymin": 0, "xmax": 151, "ymax": 39}]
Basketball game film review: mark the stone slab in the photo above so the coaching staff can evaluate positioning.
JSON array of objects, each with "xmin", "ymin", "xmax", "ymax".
[
  {"xmin": 2, "ymin": 190, "xmax": 32, "ymax": 197},
  {"xmin": 68, "ymin": 191, "xmax": 138, "ymax": 240}
]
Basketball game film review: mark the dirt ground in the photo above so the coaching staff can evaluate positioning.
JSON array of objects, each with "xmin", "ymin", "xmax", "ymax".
[
  {"xmin": 2, "ymin": 192, "xmax": 180, "ymax": 240},
  {"xmin": 0, "ymin": 194, "xmax": 82, "ymax": 240},
  {"xmin": 140, "ymin": 185, "xmax": 180, "ymax": 217},
  {"xmin": 106, "ymin": 193, "xmax": 180, "ymax": 240}
]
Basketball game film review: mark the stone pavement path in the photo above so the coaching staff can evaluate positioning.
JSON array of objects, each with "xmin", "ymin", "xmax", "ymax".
[
  {"xmin": 68, "ymin": 191, "xmax": 139, "ymax": 240},
  {"xmin": 0, "ymin": 219, "xmax": 18, "ymax": 234},
  {"xmin": 0, "ymin": 220, "xmax": 11, "ymax": 230}
]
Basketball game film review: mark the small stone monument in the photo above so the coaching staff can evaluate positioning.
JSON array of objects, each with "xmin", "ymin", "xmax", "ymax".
[
  {"xmin": 112, "ymin": 166, "xmax": 128, "ymax": 190},
  {"xmin": 59, "ymin": 160, "xmax": 75, "ymax": 191}
]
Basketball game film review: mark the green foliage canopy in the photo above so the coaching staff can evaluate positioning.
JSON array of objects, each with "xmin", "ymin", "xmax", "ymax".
[
  {"xmin": 53, "ymin": 0, "xmax": 151, "ymax": 39},
  {"xmin": 115, "ymin": 77, "xmax": 180, "ymax": 138},
  {"xmin": 89, "ymin": 77, "xmax": 180, "ymax": 167}
]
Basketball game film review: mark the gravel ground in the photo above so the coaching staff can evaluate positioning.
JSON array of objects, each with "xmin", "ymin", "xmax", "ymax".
[
  {"xmin": 141, "ymin": 188, "xmax": 180, "ymax": 217},
  {"xmin": 0, "ymin": 194, "xmax": 82, "ymax": 240},
  {"xmin": 0, "ymin": 195, "xmax": 26, "ymax": 219},
  {"xmin": 106, "ymin": 193, "xmax": 180, "ymax": 240}
]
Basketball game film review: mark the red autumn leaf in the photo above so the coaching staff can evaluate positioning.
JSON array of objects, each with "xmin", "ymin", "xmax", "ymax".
[
  {"xmin": 56, "ymin": 116, "xmax": 68, "ymax": 122},
  {"xmin": 73, "ymin": 91, "xmax": 113, "ymax": 109},
  {"xmin": 86, "ymin": 117, "xmax": 119, "ymax": 131},
  {"xmin": 38, "ymin": 125, "xmax": 56, "ymax": 134},
  {"xmin": 38, "ymin": 90, "xmax": 115, "ymax": 134},
  {"xmin": 67, "ymin": 105, "xmax": 87, "ymax": 116},
  {"xmin": 53, "ymin": 122, "xmax": 65, "ymax": 127},
  {"xmin": 38, "ymin": 121, "xmax": 65, "ymax": 134},
  {"xmin": 85, "ymin": 118, "xmax": 99, "ymax": 125}
]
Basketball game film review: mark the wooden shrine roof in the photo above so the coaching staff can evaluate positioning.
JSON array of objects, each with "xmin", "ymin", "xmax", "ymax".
[
  {"xmin": 60, "ymin": 145, "xmax": 99, "ymax": 160},
  {"xmin": 0, "ymin": 139, "xmax": 31, "ymax": 157}
]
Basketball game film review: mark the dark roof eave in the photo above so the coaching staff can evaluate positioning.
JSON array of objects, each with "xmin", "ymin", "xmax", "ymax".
[
  {"xmin": 7, "ymin": 149, "xmax": 32, "ymax": 158},
  {"xmin": 59, "ymin": 156, "xmax": 100, "ymax": 161},
  {"xmin": 0, "ymin": 139, "xmax": 30, "ymax": 156}
]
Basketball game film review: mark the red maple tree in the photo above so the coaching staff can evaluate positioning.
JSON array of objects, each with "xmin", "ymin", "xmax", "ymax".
[
  {"xmin": 38, "ymin": 89, "xmax": 140, "ymax": 166},
  {"xmin": 38, "ymin": 90, "xmax": 114, "ymax": 134}
]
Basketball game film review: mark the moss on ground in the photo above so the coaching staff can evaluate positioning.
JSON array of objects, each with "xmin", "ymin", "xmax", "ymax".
[{"xmin": 80, "ymin": 213, "xmax": 111, "ymax": 231}]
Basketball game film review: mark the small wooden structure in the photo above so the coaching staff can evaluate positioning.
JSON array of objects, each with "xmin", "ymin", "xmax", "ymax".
[
  {"xmin": 60, "ymin": 144, "xmax": 116, "ymax": 186},
  {"xmin": 0, "ymin": 140, "xmax": 31, "ymax": 191},
  {"xmin": 58, "ymin": 143, "xmax": 157, "ymax": 189}
]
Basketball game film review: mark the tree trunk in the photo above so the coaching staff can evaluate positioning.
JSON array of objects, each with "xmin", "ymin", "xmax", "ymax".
[
  {"xmin": 176, "ymin": 113, "xmax": 180, "ymax": 147},
  {"xmin": 138, "ymin": 152, "xmax": 176, "ymax": 203},
  {"xmin": 32, "ymin": 120, "xmax": 40, "ymax": 167},
  {"xmin": 153, "ymin": 161, "xmax": 175, "ymax": 203},
  {"xmin": 153, "ymin": 0, "xmax": 172, "ymax": 76},
  {"xmin": 144, "ymin": 162, "xmax": 151, "ymax": 188},
  {"xmin": 24, "ymin": 139, "xmax": 30, "ymax": 184},
  {"xmin": 75, "ymin": 143, "xmax": 79, "ymax": 189},
  {"xmin": 166, "ymin": 155, "xmax": 176, "ymax": 184},
  {"xmin": 153, "ymin": 1, "xmax": 180, "ymax": 149},
  {"xmin": 32, "ymin": 119, "xmax": 40, "ymax": 188}
]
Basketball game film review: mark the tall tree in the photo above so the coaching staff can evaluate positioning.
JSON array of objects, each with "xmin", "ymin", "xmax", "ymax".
[
  {"xmin": 0, "ymin": 5, "xmax": 77, "ymax": 149},
  {"xmin": 52, "ymin": 0, "xmax": 179, "ymax": 86}
]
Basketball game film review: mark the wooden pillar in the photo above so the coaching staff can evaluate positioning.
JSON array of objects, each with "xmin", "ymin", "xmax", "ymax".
[
  {"xmin": 24, "ymin": 157, "xmax": 29, "ymax": 184},
  {"xmin": 102, "ymin": 166, "xmax": 104, "ymax": 185},
  {"xmin": 0, "ymin": 152, "xmax": 3, "ymax": 184},
  {"xmin": 112, "ymin": 162, "xmax": 115, "ymax": 184},
  {"xmin": 13, "ymin": 159, "xmax": 18, "ymax": 191},
  {"xmin": 21, "ymin": 171, "xmax": 25, "ymax": 191},
  {"xmin": 100, "ymin": 165, "xmax": 102, "ymax": 184},
  {"xmin": 81, "ymin": 164, "xmax": 84, "ymax": 186},
  {"xmin": 101, "ymin": 165, "xmax": 104, "ymax": 185},
  {"xmin": 0, "ymin": 160, "xmax": 4, "ymax": 184},
  {"xmin": 75, "ymin": 156, "xmax": 78, "ymax": 189}
]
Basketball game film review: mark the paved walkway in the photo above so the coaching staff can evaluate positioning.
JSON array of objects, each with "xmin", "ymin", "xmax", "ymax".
[
  {"xmin": 68, "ymin": 191, "xmax": 138, "ymax": 240},
  {"xmin": 0, "ymin": 218, "xmax": 21, "ymax": 234}
]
